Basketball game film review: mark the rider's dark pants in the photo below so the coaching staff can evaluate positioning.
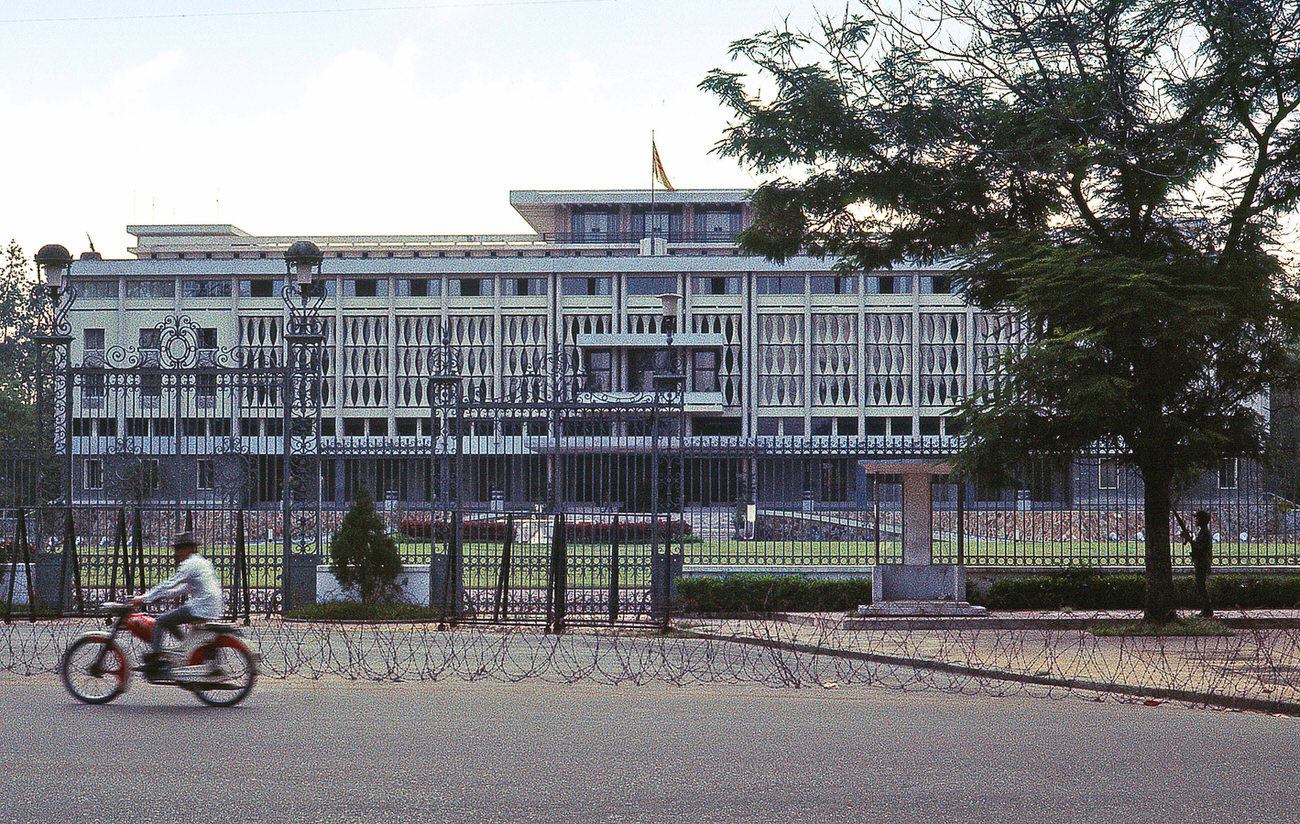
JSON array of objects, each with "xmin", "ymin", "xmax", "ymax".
[{"xmin": 150, "ymin": 605, "xmax": 201, "ymax": 657}]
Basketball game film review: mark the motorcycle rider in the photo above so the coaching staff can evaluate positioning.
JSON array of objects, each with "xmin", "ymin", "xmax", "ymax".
[{"xmin": 133, "ymin": 532, "xmax": 224, "ymax": 675}]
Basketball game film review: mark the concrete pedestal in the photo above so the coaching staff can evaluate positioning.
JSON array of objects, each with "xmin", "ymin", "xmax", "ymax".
[{"xmin": 857, "ymin": 459, "xmax": 984, "ymax": 617}]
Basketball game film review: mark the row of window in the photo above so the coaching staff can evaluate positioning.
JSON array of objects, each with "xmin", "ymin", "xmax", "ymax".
[
  {"xmin": 754, "ymin": 416, "xmax": 959, "ymax": 437},
  {"xmin": 1097, "ymin": 459, "xmax": 1239, "ymax": 490},
  {"xmin": 77, "ymin": 273, "xmax": 957, "ymax": 301}
]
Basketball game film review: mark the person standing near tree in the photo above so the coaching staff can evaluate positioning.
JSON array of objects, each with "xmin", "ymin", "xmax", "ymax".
[{"xmin": 1181, "ymin": 510, "xmax": 1213, "ymax": 618}]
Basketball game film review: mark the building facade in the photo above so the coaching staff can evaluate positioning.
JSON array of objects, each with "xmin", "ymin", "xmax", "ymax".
[{"xmin": 62, "ymin": 188, "xmax": 1040, "ymax": 511}]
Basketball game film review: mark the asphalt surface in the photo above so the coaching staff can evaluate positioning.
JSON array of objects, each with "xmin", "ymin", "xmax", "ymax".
[{"xmin": 3, "ymin": 673, "xmax": 1300, "ymax": 823}]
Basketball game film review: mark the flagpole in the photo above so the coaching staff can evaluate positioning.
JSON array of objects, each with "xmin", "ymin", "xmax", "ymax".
[{"xmin": 650, "ymin": 130, "xmax": 656, "ymax": 239}]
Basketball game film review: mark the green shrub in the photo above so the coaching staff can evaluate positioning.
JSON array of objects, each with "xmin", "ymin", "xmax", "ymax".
[
  {"xmin": 329, "ymin": 487, "xmax": 403, "ymax": 605},
  {"xmin": 677, "ymin": 575, "xmax": 873, "ymax": 614},
  {"xmin": 975, "ymin": 568, "xmax": 1300, "ymax": 611}
]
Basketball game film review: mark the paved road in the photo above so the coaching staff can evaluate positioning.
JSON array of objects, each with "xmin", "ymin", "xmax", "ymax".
[{"xmin": 2, "ymin": 673, "xmax": 1298, "ymax": 824}]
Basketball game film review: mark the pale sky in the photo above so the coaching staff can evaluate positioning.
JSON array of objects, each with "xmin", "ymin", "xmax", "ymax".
[{"xmin": 2, "ymin": 0, "xmax": 823, "ymax": 260}]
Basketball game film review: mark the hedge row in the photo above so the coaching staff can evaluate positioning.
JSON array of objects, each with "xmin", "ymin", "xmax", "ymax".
[
  {"xmin": 677, "ymin": 575, "xmax": 874, "ymax": 614},
  {"xmin": 675, "ymin": 571, "xmax": 1300, "ymax": 614},
  {"xmin": 397, "ymin": 517, "xmax": 693, "ymax": 544},
  {"xmin": 976, "ymin": 569, "xmax": 1300, "ymax": 611}
]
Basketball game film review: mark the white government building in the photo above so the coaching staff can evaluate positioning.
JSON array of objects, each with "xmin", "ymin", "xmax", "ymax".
[{"xmin": 60, "ymin": 187, "xmax": 1074, "ymax": 512}]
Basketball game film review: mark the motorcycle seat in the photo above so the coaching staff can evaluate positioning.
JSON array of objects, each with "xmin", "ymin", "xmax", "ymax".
[{"xmin": 196, "ymin": 621, "xmax": 241, "ymax": 633}]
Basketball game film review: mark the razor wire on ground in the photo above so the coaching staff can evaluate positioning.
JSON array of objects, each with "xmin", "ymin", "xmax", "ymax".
[{"xmin": 6, "ymin": 613, "xmax": 1300, "ymax": 716}]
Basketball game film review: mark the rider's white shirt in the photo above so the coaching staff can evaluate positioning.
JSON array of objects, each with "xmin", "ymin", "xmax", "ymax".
[{"xmin": 141, "ymin": 554, "xmax": 224, "ymax": 619}]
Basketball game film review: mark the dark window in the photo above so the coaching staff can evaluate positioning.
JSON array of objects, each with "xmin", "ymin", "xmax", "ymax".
[
  {"xmin": 139, "ymin": 328, "xmax": 161, "ymax": 350},
  {"xmin": 783, "ymin": 417, "xmax": 805, "ymax": 436},
  {"xmin": 126, "ymin": 280, "xmax": 173, "ymax": 299},
  {"xmin": 79, "ymin": 281, "xmax": 118, "ymax": 299},
  {"xmin": 197, "ymin": 459, "xmax": 215, "ymax": 491},
  {"xmin": 244, "ymin": 279, "xmax": 274, "ymax": 298},
  {"xmin": 757, "ymin": 276, "xmax": 804, "ymax": 295},
  {"xmin": 508, "ymin": 277, "xmax": 546, "ymax": 296},
  {"xmin": 240, "ymin": 419, "xmax": 259, "ymax": 437},
  {"xmin": 320, "ymin": 418, "xmax": 336, "ymax": 437},
  {"xmin": 343, "ymin": 418, "xmax": 365, "ymax": 436},
  {"xmin": 264, "ymin": 419, "xmax": 283, "ymax": 437},
  {"xmin": 85, "ymin": 459, "xmax": 103, "ymax": 490},
  {"xmin": 182, "ymin": 418, "xmax": 206, "ymax": 436},
  {"xmin": 693, "ymin": 276, "xmax": 740, "ymax": 295},
  {"xmin": 72, "ymin": 419, "xmax": 92, "ymax": 437},
  {"xmin": 811, "ymin": 417, "xmax": 833, "ymax": 436},
  {"xmin": 693, "ymin": 417, "xmax": 742, "ymax": 436},
  {"xmin": 1099, "ymin": 460, "xmax": 1118, "ymax": 490},
  {"xmin": 692, "ymin": 350, "xmax": 719, "ymax": 392},
  {"xmin": 209, "ymin": 418, "xmax": 232, "ymax": 437},
  {"xmin": 837, "ymin": 416, "xmax": 859, "ymax": 436},
  {"xmin": 926, "ymin": 275, "xmax": 952, "ymax": 294},
  {"xmin": 154, "ymin": 418, "xmax": 174, "ymax": 436},
  {"xmin": 866, "ymin": 418, "xmax": 887, "ymax": 436},
  {"xmin": 369, "ymin": 418, "xmax": 388, "ymax": 436},
  {"xmin": 84, "ymin": 329, "xmax": 105, "ymax": 350},
  {"xmin": 181, "ymin": 279, "xmax": 232, "ymax": 298},
  {"xmin": 810, "ymin": 276, "xmax": 858, "ymax": 295},
  {"xmin": 1219, "ymin": 459, "xmax": 1238, "ymax": 489},
  {"xmin": 196, "ymin": 373, "xmax": 217, "ymax": 398},
  {"xmin": 629, "ymin": 349, "xmax": 671, "ymax": 392},
  {"xmin": 627, "ymin": 276, "xmax": 676, "ymax": 296},
  {"xmin": 404, "ymin": 278, "xmax": 430, "ymax": 297},
  {"xmin": 396, "ymin": 418, "xmax": 419, "ymax": 436},
  {"xmin": 562, "ymin": 277, "xmax": 611, "ymax": 296},
  {"xmin": 920, "ymin": 416, "xmax": 941, "ymax": 436},
  {"xmin": 127, "ymin": 418, "xmax": 149, "ymax": 437},
  {"xmin": 756, "ymin": 418, "xmax": 779, "ymax": 435},
  {"xmin": 96, "ymin": 417, "xmax": 114, "ymax": 437},
  {"xmin": 198, "ymin": 328, "xmax": 217, "ymax": 349},
  {"xmin": 584, "ymin": 349, "xmax": 612, "ymax": 391},
  {"xmin": 890, "ymin": 417, "xmax": 913, "ymax": 436},
  {"xmin": 871, "ymin": 276, "xmax": 913, "ymax": 295},
  {"xmin": 453, "ymin": 277, "xmax": 492, "ymax": 297},
  {"xmin": 353, "ymin": 279, "xmax": 378, "ymax": 297}
]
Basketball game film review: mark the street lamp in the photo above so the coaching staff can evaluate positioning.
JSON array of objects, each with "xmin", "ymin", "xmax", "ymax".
[
  {"xmin": 280, "ymin": 240, "xmax": 326, "ymax": 613},
  {"xmin": 650, "ymin": 290, "xmax": 684, "ymax": 629},
  {"xmin": 34, "ymin": 244, "xmax": 75, "ymax": 337},
  {"xmin": 32, "ymin": 243, "xmax": 78, "ymax": 612}
]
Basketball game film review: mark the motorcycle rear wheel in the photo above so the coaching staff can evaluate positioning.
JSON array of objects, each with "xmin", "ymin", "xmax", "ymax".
[
  {"xmin": 60, "ymin": 636, "xmax": 130, "ymax": 704},
  {"xmin": 187, "ymin": 637, "xmax": 256, "ymax": 707}
]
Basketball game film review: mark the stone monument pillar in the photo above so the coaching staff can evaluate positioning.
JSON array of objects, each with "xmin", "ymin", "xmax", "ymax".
[{"xmin": 858, "ymin": 459, "xmax": 985, "ymax": 616}]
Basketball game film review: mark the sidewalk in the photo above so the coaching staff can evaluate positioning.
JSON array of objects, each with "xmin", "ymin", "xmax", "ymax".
[{"xmin": 681, "ymin": 609, "xmax": 1300, "ymax": 714}]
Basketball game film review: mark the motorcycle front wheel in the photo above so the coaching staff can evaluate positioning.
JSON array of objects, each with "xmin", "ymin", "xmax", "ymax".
[
  {"xmin": 60, "ymin": 636, "xmax": 130, "ymax": 704},
  {"xmin": 187, "ymin": 637, "xmax": 257, "ymax": 707}
]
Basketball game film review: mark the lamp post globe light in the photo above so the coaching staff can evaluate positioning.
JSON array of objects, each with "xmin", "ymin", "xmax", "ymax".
[
  {"xmin": 34, "ymin": 243, "xmax": 75, "ymax": 337},
  {"xmin": 280, "ymin": 240, "xmax": 326, "ymax": 612}
]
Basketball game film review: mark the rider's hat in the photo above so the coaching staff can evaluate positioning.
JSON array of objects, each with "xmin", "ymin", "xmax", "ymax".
[{"xmin": 172, "ymin": 531, "xmax": 200, "ymax": 550}]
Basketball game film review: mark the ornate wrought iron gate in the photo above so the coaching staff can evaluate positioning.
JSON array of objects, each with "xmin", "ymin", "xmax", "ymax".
[
  {"xmin": 35, "ymin": 314, "xmax": 292, "ymax": 615},
  {"xmin": 424, "ymin": 340, "xmax": 686, "ymax": 627}
]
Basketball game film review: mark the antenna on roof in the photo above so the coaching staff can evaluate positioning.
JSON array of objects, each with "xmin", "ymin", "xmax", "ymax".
[{"xmin": 86, "ymin": 233, "xmax": 96, "ymax": 254}]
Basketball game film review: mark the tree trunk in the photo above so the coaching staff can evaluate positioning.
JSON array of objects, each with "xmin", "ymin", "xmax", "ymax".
[{"xmin": 1141, "ymin": 465, "xmax": 1177, "ymax": 622}]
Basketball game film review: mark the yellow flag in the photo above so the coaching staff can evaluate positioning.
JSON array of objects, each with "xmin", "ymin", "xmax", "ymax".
[{"xmin": 652, "ymin": 140, "xmax": 674, "ymax": 191}]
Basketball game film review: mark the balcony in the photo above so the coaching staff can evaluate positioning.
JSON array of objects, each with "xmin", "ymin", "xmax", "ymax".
[{"xmin": 541, "ymin": 231, "xmax": 740, "ymax": 245}]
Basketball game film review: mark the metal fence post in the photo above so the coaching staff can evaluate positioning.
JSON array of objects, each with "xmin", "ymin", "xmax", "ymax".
[{"xmin": 608, "ymin": 511, "xmax": 620, "ymax": 625}]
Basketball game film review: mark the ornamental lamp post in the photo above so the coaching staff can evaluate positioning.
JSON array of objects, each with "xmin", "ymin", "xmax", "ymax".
[
  {"xmin": 34, "ymin": 244, "xmax": 75, "ymax": 335},
  {"xmin": 32, "ymin": 243, "xmax": 78, "ymax": 613},
  {"xmin": 650, "ymin": 290, "xmax": 684, "ymax": 629},
  {"xmin": 280, "ymin": 240, "xmax": 326, "ymax": 613}
]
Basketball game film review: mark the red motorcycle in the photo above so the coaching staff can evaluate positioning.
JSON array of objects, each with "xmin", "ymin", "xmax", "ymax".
[{"xmin": 59, "ymin": 602, "xmax": 258, "ymax": 706}]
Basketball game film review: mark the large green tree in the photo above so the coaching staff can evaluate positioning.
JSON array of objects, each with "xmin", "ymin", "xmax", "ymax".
[
  {"xmin": 703, "ymin": 0, "xmax": 1300, "ymax": 620},
  {"xmin": 0, "ymin": 241, "xmax": 44, "ymax": 447}
]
